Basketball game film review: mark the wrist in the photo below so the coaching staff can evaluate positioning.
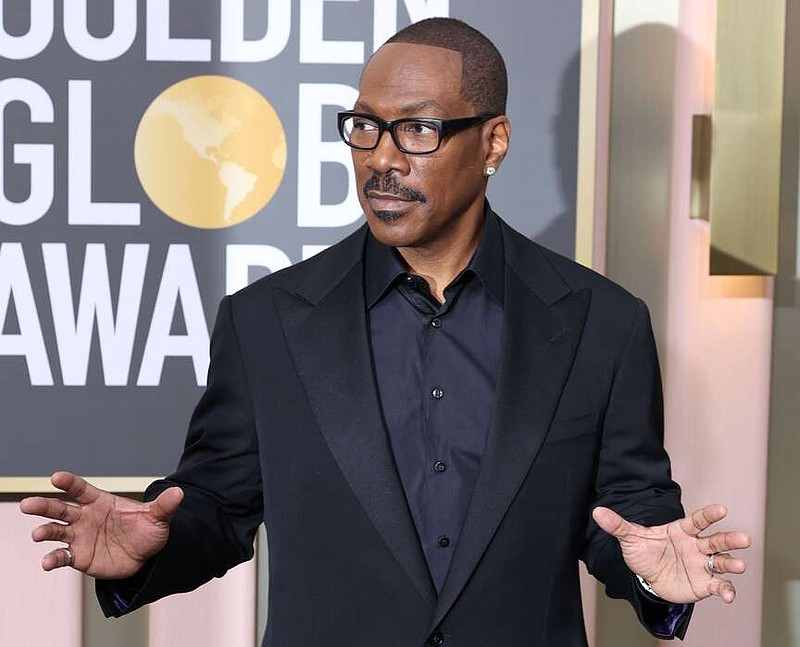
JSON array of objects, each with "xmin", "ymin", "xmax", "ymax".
[{"xmin": 635, "ymin": 573, "xmax": 661, "ymax": 598}]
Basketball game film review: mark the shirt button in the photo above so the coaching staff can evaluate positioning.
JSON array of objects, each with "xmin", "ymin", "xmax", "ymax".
[
  {"xmin": 404, "ymin": 274, "xmax": 415, "ymax": 285},
  {"xmin": 431, "ymin": 387, "xmax": 444, "ymax": 400},
  {"xmin": 433, "ymin": 460, "xmax": 446, "ymax": 473},
  {"xmin": 430, "ymin": 317, "xmax": 442, "ymax": 328},
  {"xmin": 438, "ymin": 535, "xmax": 450, "ymax": 548},
  {"xmin": 428, "ymin": 632, "xmax": 445, "ymax": 647}
]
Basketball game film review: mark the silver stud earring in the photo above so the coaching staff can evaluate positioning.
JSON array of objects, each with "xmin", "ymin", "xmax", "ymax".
[{"xmin": 485, "ymin": 166, "xmax": 496, "ymax": 176}]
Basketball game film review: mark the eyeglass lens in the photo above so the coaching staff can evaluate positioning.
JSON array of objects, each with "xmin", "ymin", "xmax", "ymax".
[{"xmin": 341, "ymin": 115, "xmax": 440, "ymax": 153}]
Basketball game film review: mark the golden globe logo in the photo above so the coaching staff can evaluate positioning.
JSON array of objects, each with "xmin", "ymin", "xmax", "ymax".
[
  {"xmin": 134, "ymin": 75, "xmax": 287, "ymax": 229},
  {"xmin": 1, "ymin": 4, "xmax": 452, "ymax": 389}
]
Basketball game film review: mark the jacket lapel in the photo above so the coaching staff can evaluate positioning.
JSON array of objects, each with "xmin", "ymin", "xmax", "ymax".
[
  {"xmin": 431, "ymin": 225, "xmax": 591, "ymax": 631},
  {"xmin": 274, "ymin": 232, "xmax": 436, "ymax": 608}
]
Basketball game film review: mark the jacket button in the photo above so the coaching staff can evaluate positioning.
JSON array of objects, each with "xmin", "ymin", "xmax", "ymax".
[{"xmin": 427, "ymin": 632, "xmax": 444, "ymax": 646}]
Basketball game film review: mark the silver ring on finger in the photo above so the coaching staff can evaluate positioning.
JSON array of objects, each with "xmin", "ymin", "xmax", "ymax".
[
  {"xmin": 706, "ymin": 552, "xmax": 723, "ymax": 576},
  {"xmin": 64, "ymin": 547, "xmax": 74, "ymax": 568}
]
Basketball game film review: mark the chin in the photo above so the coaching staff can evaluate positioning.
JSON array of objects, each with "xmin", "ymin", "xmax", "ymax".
[
  {"xmin": 373, "ymin": 210, "xmax": 403, "ymax": 224},
  {"xmin": 365, "ymin": 215, "xmax": 416, "ymax": 248}
]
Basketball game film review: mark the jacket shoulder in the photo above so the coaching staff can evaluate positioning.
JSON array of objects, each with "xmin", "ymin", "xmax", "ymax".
[
  {"xmin": 502, "ymin": 220, "xmax": 641, "ymax": 308},
  {"xmin": 228, "ymin": 224, "xmax": 367, "ymax": 308},
  {"xmin": 540, "ymin": 244, "xmax": 637, "ymax": 302}
]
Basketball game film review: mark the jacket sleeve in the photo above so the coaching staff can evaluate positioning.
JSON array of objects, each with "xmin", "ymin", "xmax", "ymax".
[
  {"xmin": 581, "ymin": 298, "xmax": 693, "ymax": 639},
  {"xmin": 96, "ymin": 295, "xmax": 264, "ymax": 616}
]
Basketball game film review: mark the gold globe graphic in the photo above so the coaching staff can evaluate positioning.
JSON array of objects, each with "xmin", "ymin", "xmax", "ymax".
[{"xmin": 134, "ymin": 75, "xmax": 287, "ymax": 229}]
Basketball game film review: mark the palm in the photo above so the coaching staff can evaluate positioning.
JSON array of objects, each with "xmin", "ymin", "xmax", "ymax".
[
  {"xmin": 65, "ymin": 489, "xmax": 173, "ymax": 578},
  {"xmin": 20, "ymin": 472, "xmax": 183, "ymax": 578},
  {"xmin": 593, "ymin": 505, "xmax": 751, "ymax": 604}
]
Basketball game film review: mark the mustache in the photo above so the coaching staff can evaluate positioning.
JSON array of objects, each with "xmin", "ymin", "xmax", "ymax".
[{"xmin": 362, "ymin": 174, "xmax": 427, "ymax": 203}]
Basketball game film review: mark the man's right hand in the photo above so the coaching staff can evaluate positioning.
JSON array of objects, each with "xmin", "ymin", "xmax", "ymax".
[{"xmin": 19, "ymin": 472, "xmax": 183, "ymax": 579}]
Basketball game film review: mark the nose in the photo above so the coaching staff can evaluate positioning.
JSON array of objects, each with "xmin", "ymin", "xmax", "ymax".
[{"xmin": 363, "ymin": 129, "xmax": 410, "ymax": 175}]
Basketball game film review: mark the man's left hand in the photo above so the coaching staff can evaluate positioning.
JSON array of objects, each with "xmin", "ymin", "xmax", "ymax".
[{"xmin": 592, "ymin": 504, "xmax": 751, "ymax": 604}]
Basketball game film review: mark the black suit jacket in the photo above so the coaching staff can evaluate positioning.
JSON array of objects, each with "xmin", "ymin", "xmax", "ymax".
[{"xmin": 98, "ymin": 211, "xmax": 689, "ymax": 646}]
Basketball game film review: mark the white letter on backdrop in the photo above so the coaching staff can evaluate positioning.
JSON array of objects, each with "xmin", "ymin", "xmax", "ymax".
[
  {"xmin": 0, "ymin": 78, "xmax": 54, "ymax": 226},
  {"xmin": 0, "ymin": 243, "xmax": 53, "ymax": 385},
  {"xmin": 225, "ymin": 245, "xmax": 292, "ymax": 295},
  {"xmin": 138, "ymin": 245, "xmax": 210, "ymax": 387},
  {"xmin": 221, "ymin": 0, "xmax": 291, "ymax": 62},
  {"xmin": 0, "ymin": 0, "xmax": 53, "ymax": 59},
  {"xmin": 43, "ymin": 243, "xmax": 148, "ymax": 386},
  {"xmin": 299, "ymin": 0, "xmax": 363, "ymax": 64},
  {"xmin": 297, "ymin": 83, "xmax": 360, "ymax": 228},
  {"xmin": 63, "ymin": 0, "xmax": 136, "ymax": 61},
  {"xmin": 372, "ymin": 0, "xmax": 449, "ymax": 51},
  {"xmin": 67, "ymin": 81, "xmax": 141, "ymax": 225},
  {"xmin": 146, "ymin": 0, "xmax": 211, "ymax": 61}
]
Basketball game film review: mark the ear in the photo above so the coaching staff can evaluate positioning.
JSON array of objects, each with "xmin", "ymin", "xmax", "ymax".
[{"xmin": 483, "ymin": 116, "xmax": 511, "ymax": 172}]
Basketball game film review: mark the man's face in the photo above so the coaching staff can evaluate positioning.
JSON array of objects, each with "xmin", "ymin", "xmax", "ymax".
[{"xmin": 352, "ymin": 43, "xmax": 495, "ymax": 251}]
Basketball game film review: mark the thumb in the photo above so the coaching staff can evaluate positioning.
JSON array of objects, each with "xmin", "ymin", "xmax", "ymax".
[
  {"xmin": 149, "ymin": 487, "xmax": 184, "ymax": 522},
  {"xmin": 592, "ymin": 506, "xmax": 633, "ymax": 540}
]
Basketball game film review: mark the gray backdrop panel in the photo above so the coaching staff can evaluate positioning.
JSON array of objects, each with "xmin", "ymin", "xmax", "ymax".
[{"xmin": 0, "ymin": 0, "xmax": 581, "ymax": 476}]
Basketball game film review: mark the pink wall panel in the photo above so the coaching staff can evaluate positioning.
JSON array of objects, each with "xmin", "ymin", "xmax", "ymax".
[
  {"xmin": 148, "ymin": 557, "xmax": 257, "ymax": 647},
  {"xmin": 0, "ymin": 501, "xmax": 83, "ymax": 646},
  {"xmin": 659, "ymin": 1, "xmax": 772, "ymax": 644}
]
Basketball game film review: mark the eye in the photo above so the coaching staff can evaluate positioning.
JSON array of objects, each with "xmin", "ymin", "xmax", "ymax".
[
  {"xmin": 401, "ymin": 121, "xmax": 437, "ymax": 136},
  {"xmin": 352, "ymin": 118, "xmax": 378, "ymax": 132}
]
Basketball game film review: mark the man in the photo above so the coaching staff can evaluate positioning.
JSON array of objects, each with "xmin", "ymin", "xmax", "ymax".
[{"xmin": 21, "ymin": 18, "xmax": 749, "ymax": 646}]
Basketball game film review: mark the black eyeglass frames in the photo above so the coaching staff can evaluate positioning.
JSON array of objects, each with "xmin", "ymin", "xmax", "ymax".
[{"xmin": 337, "ymin": 111, "xmax": 498, "ymax": 155}]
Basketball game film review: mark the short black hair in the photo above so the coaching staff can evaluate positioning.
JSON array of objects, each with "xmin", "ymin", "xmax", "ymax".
[{"xmin": 385, "ymin": 17, "xmax": 507, "ymax": 116}]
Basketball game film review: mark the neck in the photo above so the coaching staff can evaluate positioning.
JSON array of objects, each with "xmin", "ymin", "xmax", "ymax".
[{"xmin": 397, "ymin": 208, "xmax": 485, "ymax": 303}]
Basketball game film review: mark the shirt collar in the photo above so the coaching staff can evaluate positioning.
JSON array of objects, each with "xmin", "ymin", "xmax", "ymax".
[{"xmin": 364, "ymin": 204, "xmax": 505, "ymax": 309}]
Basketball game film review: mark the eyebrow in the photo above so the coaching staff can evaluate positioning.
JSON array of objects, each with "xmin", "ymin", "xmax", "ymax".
[{"xmin": 353, "ymin": 99, "xmax": 450, "ymax": 117}]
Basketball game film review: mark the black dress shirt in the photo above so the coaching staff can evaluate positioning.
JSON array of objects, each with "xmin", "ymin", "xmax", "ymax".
[{"xmin": 365, "ymin": 211, "xmax": 504, "ymax": 591}]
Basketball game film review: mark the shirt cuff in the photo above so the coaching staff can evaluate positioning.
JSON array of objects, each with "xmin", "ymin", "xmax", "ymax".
[{"xmin": 634, "ymin": 574, "xmax": 693, "ymax": 639}]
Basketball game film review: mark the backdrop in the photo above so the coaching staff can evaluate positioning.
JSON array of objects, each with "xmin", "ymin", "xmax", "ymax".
[{"xmin": 0, "ymin": 0, "xmax": 581, "ymax": 478}]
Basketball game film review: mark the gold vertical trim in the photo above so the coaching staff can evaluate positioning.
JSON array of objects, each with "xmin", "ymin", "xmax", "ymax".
[
  {"xmin": 576, "ymin": 0, "xmax": 602, "ymax": 269},
  {"xmin": 691, "ymin": 114, "xmax": 712, "ymax": 220},
  {"xmin": 576, "ymin": 0, "xmax": 614, "ymax": 273}
]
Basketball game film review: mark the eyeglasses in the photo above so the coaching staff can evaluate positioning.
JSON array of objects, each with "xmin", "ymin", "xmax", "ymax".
[{"xmin": 337, "ymin": 111, "xmax": 498, "ymax": 155}]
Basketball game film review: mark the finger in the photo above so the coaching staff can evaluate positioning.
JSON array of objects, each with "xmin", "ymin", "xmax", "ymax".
[
  {"xmin": 710, "ymin": 553, "xmax": 747, "ymax": 576},
  {"xmin": 697, "ymin": 531, "xmax": 752, "ymax": 555},
  {"xmin": 592, "ymin": 506, "xmax": 637, "ymax": 540},
  {"xmin": 708, "ymin": 577, "xmax": 737, "ymax": 603},
  {"xmin": 51, "ymin": 472, "xmax": 102, "ymax": 506},
  {"xmin": 31, "ymin": 521, "xmax": 75, "ymax": 545},
  {"xmin": 41, "ymin": 547, "xmax": 75, "ymax": 572},
  {"xmin": 679, "ymin": 504, "xmax": 727, "ymax": 537},
  {"xmin": 148, "ymin": 487, "xmax": 184, "ymax": 522},
  {"xmin": 19, "ymin": 497, "xmax": 81, "ymax": 524}
]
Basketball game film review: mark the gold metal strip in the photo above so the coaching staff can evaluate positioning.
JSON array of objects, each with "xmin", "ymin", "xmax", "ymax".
[
  {"xmin": 691, "ymin": 114, "xmax": 712, "ymax": 221},
  {"xmin": 0, "ymin": 477, "xmax": 157, "ymax": 495},
  {"xmin": 709, "ymin": 0, "xmax": 787, "ymax": 274},
  {"xmin": 576, "ymin": 0, "xmax": 602, "ymax": 268}
]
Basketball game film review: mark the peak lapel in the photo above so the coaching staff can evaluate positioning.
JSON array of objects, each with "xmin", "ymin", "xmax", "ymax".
[
  {"xmin": 431, "ymin": 262, "xmax": 591, "ymax": 631},
  {"xmin": 275, "ymin": 261, "xmax": 436, "ymax": 608}
]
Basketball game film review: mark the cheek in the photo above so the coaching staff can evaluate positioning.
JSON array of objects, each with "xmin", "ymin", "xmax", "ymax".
[
  {"xmin": 413, "ymin": 156, "xmax": 481, "ymax": 205},
  {"xmin": 352, "ymin": 155, "xmax": 369, "ymax": 184}
]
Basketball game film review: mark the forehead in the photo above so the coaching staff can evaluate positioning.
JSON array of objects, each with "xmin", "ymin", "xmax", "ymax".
[{"xmin": 357, "ymin": 43, "xmax": 468, "ymax": 116}]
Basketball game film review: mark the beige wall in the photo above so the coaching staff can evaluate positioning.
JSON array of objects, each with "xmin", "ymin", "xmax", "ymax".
[{"xmin": 764, "ymin": 0, "xmax": 800, "ymax": 644}]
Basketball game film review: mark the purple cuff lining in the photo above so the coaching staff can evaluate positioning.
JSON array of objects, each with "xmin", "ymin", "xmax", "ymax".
[
  {"xmin": 651, "ymin": 602, "xmax": 690, "ymax": 638},
  {"xmin": 112, "ymin": 592, "xmax": 131, "ymax": 613}
]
